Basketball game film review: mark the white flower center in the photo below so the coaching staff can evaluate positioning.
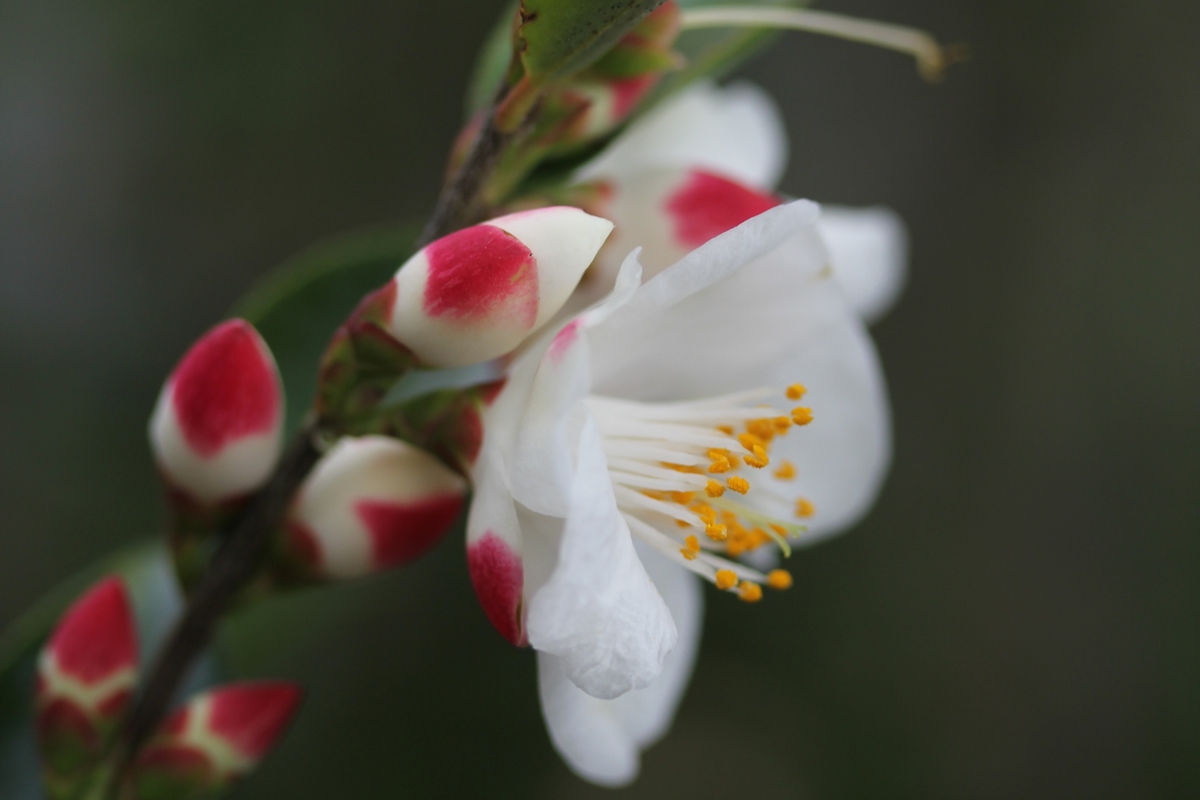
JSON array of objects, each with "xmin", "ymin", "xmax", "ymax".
[{"xmin": 585, "ymin": 383, "xmax": 816, "ymax": 601}]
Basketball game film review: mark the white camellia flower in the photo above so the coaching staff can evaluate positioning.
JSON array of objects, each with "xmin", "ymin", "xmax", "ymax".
[
  {"xmin": 574, "ymin": 81, "xmax": 908, "ymax": 324},
  {"xmin": 464, "ymin": 194, "xmax": 891, "ymax": 785}
]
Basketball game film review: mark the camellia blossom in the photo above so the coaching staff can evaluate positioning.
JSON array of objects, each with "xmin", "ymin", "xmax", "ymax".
[
  {"xmin": 574, "ymin": 81, "xmax": 908, "ymax": 324},
  {"xmin": 464, "ymin": 194, "xmax": 891, "ymax": 784}
]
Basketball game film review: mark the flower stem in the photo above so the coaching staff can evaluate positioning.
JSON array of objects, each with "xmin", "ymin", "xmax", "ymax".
[
  {"xmin": 417, "ymin": 82, "xmax": 543, "ymax": 248},
  {"xmin": 106, "ymin": 420, "xmax": 322, "ymax": 789},
  {"xmin": 680, "ymin": 5, "xmax": 964, "ymax": 82}
]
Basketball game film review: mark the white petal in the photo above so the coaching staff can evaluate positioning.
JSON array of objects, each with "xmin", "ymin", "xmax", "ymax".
[
  {"xmin": 536, "ymin": 546, "xmax": 702, "ymax": 787},
  {"xmin": 525, "ymin": 417, "xmax": 677, "ymax": 700},
  {"xmin": 589, "ymin": 207, "xmax": 827, "ymax": 401},
  {"xmin": 817, "ymin": 206, "xmax": 908, "ymax": 323},
  {"xmin": 576, "ymin": 82, "xmax": 787, "ymax": 188},
  {"xmin": 602, "ymin": 199, "xmax": 820, "ymax": 331}
]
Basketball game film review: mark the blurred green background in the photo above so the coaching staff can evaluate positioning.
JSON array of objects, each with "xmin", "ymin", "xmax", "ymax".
[{"xmin": 2, "ymin": 0, "xmax": 1198, "ymax": 797}]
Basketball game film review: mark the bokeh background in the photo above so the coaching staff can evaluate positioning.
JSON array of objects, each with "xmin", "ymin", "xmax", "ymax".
[{"xmin": 2, "ymin": 0, "xmax": 1198, "ymax": 797}]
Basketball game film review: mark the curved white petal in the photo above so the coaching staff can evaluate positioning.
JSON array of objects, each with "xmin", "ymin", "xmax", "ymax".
[
  {"xmin": 576, "ymin": 82, "xmax": 787, "ymax": 188},
  {"xmin": 589, "ymin": 206, "xmax": 827, "ymax": 401},
  {"xmin": 537, "ymin": 546, "xmax": 702, "ymax": 787},
  {"xmin": 525, "ymin": 417, "xmax": 677, "ymax": 700},
  {"xmin": 818, "ymin": 206, "xmax": 908, "ymax": 323},
  {"xmin": 601, "ymin": 199, "xmax": 820, "ymax": 334}
]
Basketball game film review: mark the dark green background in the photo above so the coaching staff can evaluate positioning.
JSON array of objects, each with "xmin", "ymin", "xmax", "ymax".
[{"xmin": 2, "ymin": 1, "xmax": 1198, "ymax": 797}]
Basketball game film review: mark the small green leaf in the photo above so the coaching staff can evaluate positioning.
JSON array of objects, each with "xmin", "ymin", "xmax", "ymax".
[
  {"xmin": 233, "ymin": 225, "xmax": 420, "ymax": 435},
  {"xmin": 517, "ymin": 0, "xmax": 666, "ymax": 85},
  {"xmin": 465, "ymin": 2, "xmax": 519, "ymax": 115}
]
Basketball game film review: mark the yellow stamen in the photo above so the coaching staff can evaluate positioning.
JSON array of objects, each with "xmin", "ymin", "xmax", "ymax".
[
  {"xmin": 767, "ymin": 570, "xmax": 793, "ymax": 590},
  {"xmin": 737, "ymin": 432, "xmax": 763, "ymax": 452},
  {"xmin": 671, "ymin": 491, "xmax": 696, "ymax": 504},
  {"xmin": 705, "ymin": 522, "xmax": 728, "ymax": 541},
  {"xmin": 681, "ymin": 534, "xmax": 701, "ymax": 560},
  {"xmin": 774, "ymin": 460, "xmax": 796, "ymax": 480},
  {"xmin": 738, "ymin": 582, "xmax": 763, "ymax": 602},
  {"xmin": 791, "ymin": 406, "xmax": 813, "ymax": 426},
  {"xmin": 795, "ymin": 498, "xmax": 815, "ymax": 518},
  {"xmin": 705, "ymin": 480, "xmax": 725, "ymax": 498},
  {"xmin": 743, "ymin": 445, "xmax": 769, "ymax": 469},
  {"xmin": 773, "ymin": 416, "xmax": 792, "ymax": 434},
  {"xmin": 727, "ymin": 476, "xmax": 750, "ymax": 494},
  {"xmin": 786, "ymin": 383, "xmax": 807, "ymax": 400},
  {"xmin": 716, "ymin": 424, "xmax": 734, "ymax": 435},
  {"xmin": 715, "ymin": 569, "xmax": 738, "ymax": 590},
  {"xmin": 694, "ymin": 503, "xmax": 717, "ymax": 522}
]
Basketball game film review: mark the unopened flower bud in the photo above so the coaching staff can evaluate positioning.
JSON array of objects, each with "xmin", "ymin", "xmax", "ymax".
[
  {"xmin": 386, "ymin": 207, "xmax": 613, "ymax": 367},
  {"xmin": 127, "ymin": 682, "xmax": 301, "ymax": 798},
  {"xmin": 149, "ymin": 319, "xmax": 284, "ymax": 505},
  {"xmin": 286, "ymin": 436, "xmax": 467, "ymax": 580},
  {"xmin": 36, "ymin": 577, "xmax": 138, "ymax": 791}
]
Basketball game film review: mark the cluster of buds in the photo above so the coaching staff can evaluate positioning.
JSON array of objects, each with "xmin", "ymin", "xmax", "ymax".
[{"xmin": 35, "ymin": 577, "xmax": 301, "ymax": 799}]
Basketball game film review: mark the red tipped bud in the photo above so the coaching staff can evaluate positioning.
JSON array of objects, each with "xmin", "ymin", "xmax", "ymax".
[
  {"xmin": 127, "ymin": 682, "xmax": 301, "ymax": 798},
  {"xmin": 36, "ymin": 577, "xmax": 138, "ymax": 792},
  {"xmin": 286, "ymin": 436, "xmax": 467, "ymax": 579},
  {"xmin": 149, "ymin": 320, "xmax": 284, "ymax": 506},
  {"xmin": 386, "ymin": 207, "xmax": 613, "ymax": 367}
]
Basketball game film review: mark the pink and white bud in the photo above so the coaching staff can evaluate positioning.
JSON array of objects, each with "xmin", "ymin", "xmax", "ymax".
[
  {"xmin": 386, "ymin": 207, "xmax": 613, "ymax": 367},
  {"xmin": 149, "ymin": 319, "xmax": 284, "ymax": 506},
  {"xmin": 595, "ymin": 167, "xmax": 783, "ymax": 280},
  {"xmin": 128, "ymin": 682, "xmax": 301, "ymax": 797},
  {"xmin": 286, "ymin": 436, "xmax": 467, "ymax": 579},
  {"xmin": 36, "ymin": 577, "xmax": 138, "ymax": 789}
]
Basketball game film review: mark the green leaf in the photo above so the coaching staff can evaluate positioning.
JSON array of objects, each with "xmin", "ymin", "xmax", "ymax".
[
  {"xmin": 465, "ymin": 2, "xmax": 519, "ymax": 115},
  {"xmin": 517, "ymin": 0, "xmax": 666, "ymax": 85},
  {"xmin": 233, "ymin": 225, "xmax": 420, "ymax": 435}
]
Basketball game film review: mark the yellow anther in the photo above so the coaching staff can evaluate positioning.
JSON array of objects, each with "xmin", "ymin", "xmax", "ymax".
[
  {"xmin": 747, "ymin": 419, "xmax": 777, "ymax": 441},
  {"xmin": 791, "ymin": 406, "xmax": 814, "ymax": 426},
  {"xmin": 726, "ymin": 452, "xmax": 741, "ymax": 467},
  {"xmin": 675, "ymin": 518, "xmax": 690, "ymax": 528},
  {"xmin": 707, "ymin": 459, "xmax": 730, "ymax": 474},
  {"xmin": 727, "ymin": 476, "xmax": 750, "ymax": 494},
  {"xmin": 681, "ymin": 534, "xmax": 700, "ymax": 560},
  {"xmin": 748, "ymin": 528, "xmax": 772, "ymax": 550},
  {"xmin": 715, "ymin": 569, "xmax": 739, "ymax": 590},
  {"xmin": 737, "ymin": 432, "xmax": 763, "ymax": 452},
  {"xmin": 738, "ymin": 582, "xmax": 764, "ymax": 602},
  {"xmin": 786, "ymin": 384, "xmax": 807, "ymax": 400},
  {"xmin": 769, "ymin": 523, "xmax": 789, "ymax": 537},
  {"xmin": 767, "ymin": 570, "xmax": 793, "ymax": 590},
  {"xmin": 743, "ymin": 445, "xmax": 769, "ymax": 469},
  {"xmin": 726, "ymin": 540, "xmax": 746, "ymax": 557},
  {"xmin": 694, "ymin": 503, "xmax": 717, "ymax": 522},
  {"xmin": 773, "ymin": 416, "xmax": 792, "ymax": 434},
  {"xmin": 705, "ymin": 480, "xmax": 725, "ymax": 498},
  {"xmin": 774, "ymin": 460, "xmax": 796, "ymax": 480},
  {"xmin": 716, "ymin": 424, "xmax": 734, "ymax": 435},
  {"xmin": 705, "ymin": 523, "xmax": 728, "ymax": 542},
  {"xmin": 671, "ymin": 491, "xmax": 696, "ymax": 505},
  {"xmin": 795, "ymin": 498, "xmax": 816, "ymax": 518}
]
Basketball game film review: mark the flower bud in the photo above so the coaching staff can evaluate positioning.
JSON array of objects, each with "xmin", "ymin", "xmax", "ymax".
[
  {"xmin": 149, "ymin": 319, "xmax": 284, "ymax": 506},
  {"xmin": 36, "ymin": 577, "xmax": 138, "ymax": 792},
  {"xmin": 286, "ymin": 436, "xmax": 467, "ymax": 580},
  {"xmin": 127, "ymin": 682, "xmax": 301, "ymax": 798},
  {"xmin": 386, "ymin": 207, "xmax": 613, "ymax": 367}
]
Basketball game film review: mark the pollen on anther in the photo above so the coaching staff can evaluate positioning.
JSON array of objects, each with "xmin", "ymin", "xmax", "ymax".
[
  {"xmin": 792, "ymin": 406, "xmax": 814, "ymax": 426},
  {"xmin": 738, "ymin": 582, "xmax": 763, "ymax": 602},
  {"xmin": 705, "ymin": 480, "xmax": 725, "ymax": 498},
  {"xmin": 767, "ymin": 570, "xmax": 793, "ymax": 590},
  {"xmin": 743, "ymin": 445, "xmax": 769, "ymax": 469},
  {"xmin": 715, "ymin": 569, "xmax": 738, "ymax": 590},
  {"xmin": 737, "ymin": 433, "xmax": 763, "ymax": 452},
  {"xmin": 774, "ymin": 460, "xmax": 796, "ymax": 480},
  {"xmin": 727, "ymin": 476, "xmax": 750, "ymax": 494},
  {"xmin": 705, "ymin": 523, "xmax": 728, "ymax": 542},
  {"xmin": 795, "ymin": 498, "xmax": 815, "ymax": 518},
  {"xmin": 786, "ymin": 384, "xmax": 807, "ymax": 400},
  {"xmin": 681, "ymin": 534, "xmax": 701, "ymax": 560}
]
